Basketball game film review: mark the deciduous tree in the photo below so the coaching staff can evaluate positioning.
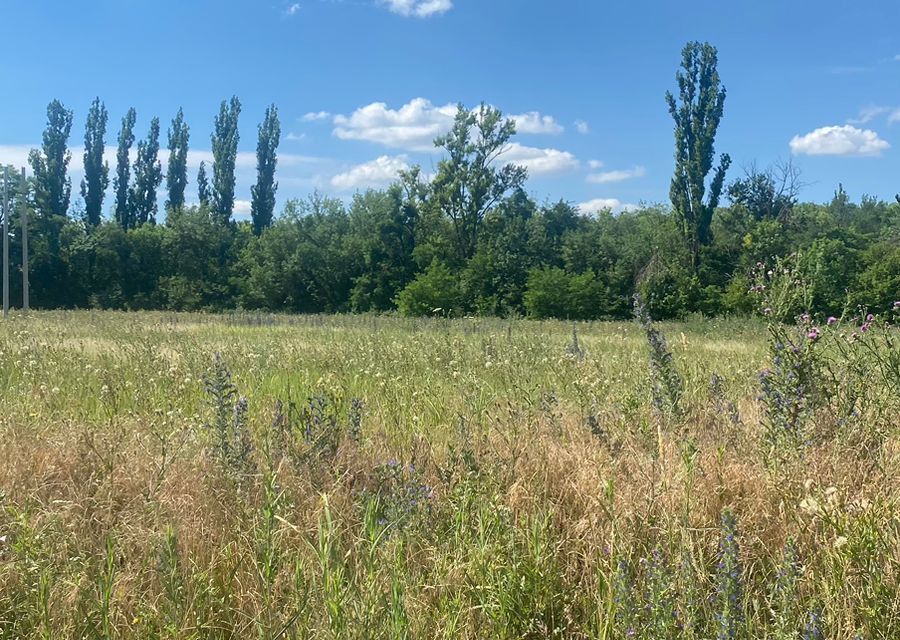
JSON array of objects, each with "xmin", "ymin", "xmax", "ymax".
[
  {"xmin": 666, "ymin": 41, "xmax": 731, "ymax": 268},
  {"xmin": 251, "ymin": 104, "xmax": 280, "ymax": 235},
  {"xmin": 114, "ymin": 108, "xmax": 137, "ymax": 229},
  {"xmin": 81, "ymin": 98, "xmax": 109, "ymax": 227},
  {"xmin": 166, "ymin": 108, "xmax": 190, "ymax": 211},
  {"xmin": 431, "ymin": 104, "xmax": 527, "ymax": 262},
  {"xmin": 211, "ymin": 96, "xmax": 241, "ymax": 224}
]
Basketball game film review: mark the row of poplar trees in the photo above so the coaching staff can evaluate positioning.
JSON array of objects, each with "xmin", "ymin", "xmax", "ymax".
[{"xmin": 27, "ymin": 96, "xmax": 281, "ymax": 237}]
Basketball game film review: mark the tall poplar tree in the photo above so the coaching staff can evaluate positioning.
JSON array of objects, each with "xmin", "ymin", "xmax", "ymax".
[
  {"xmin": 114, "ymin": 108, "xmax": 137, "ymax": 229},
  {"xmin": 28, "ymin": 99, "xmax": 73, "ymax": 221},
  {"xmin": 166, "ymin": 108, "xmax": 190, "ymax": 212},
  {"xmin": 211, "ymin": 96, "xmax": 241, "ymax": 224},
  {"xmin": 666, "ymin": 41, "xmax": 731, "ymax": 268},
  {"xmin": 197, "ymin": 161, "xmax": 211, "ymax": 208},
  {"xmin": 130, "ymin": 117, "xmax": 163, "ymax": 226},
  {"xmin": 81, "ymin": 97, "xmax": 109, "ymax": 227},
  {"xmin": 250, "ymin": 104, "xmax": 280, "ymax": 235}
]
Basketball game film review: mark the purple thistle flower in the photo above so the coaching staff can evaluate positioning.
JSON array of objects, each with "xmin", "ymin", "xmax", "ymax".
[{"xmin": 827, "ymin": 316, "xmax": 837, "ymax": 326}]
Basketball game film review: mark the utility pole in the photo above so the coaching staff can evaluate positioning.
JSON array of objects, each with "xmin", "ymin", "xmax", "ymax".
[
  {"xmin": 2, "ymin": 166, "xmax": 8, "ymax": 317},
  {"xmin": 21, "ymin": 168, "xmax": 28, "ymax": 312}
]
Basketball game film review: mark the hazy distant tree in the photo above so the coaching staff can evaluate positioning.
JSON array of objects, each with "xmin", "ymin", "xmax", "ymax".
[
  {"xmin": 130, "ymin": 117, "xmax": 163, "ymax": 226},
  {"xmin": 251, "ymin": 104, "xmax": 280, "ymax": 235},
  {"xmin": 666, "ymin": 41, "xmax": 731, "ymax": 267},
  {"xmin": 28, "ymin": 99, "xmax": 73, "ymax": 221},
  {"xmin": 211, "ymin": 96, "xmax": 241, "ymax": 224},
  {"xmin": 197, "ymin": 161, "xmax": 211, "ymax": 208},
  {"xmin": 166, "ymin": 108, "xmax": 190, "ymax": 211},
  {"xmin": 114, "ymin": 108, "xmax": 137, "ymax": 229},
  {"xmin": 80, "ymin": 97, "xmax": 109, "ymax": 227},
  {"xmin": 431, "ymin": 103, "xmax": 527, "ymax": 261}
]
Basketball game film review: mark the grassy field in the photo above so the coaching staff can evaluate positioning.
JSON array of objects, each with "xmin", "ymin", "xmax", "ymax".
[{"xmin": 0, "ymin": 310, "xmax": 897, "ymax": 639}]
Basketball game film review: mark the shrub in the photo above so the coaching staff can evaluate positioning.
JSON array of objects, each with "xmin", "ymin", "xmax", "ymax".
[
  {"xmin": 523, "ymin": 266, "xmax": 608, "ymax": 320},
  {"xmin": 395, "ymin": 260, "xmax": 464, "ymax": 317}
]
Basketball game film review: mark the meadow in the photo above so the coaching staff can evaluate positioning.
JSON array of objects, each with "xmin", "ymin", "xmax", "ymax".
[{"xmin": 0, "ymin": 309, "xmax": 897, "ymax": 639}]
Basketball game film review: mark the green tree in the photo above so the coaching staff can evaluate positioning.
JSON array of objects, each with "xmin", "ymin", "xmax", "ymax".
[
  {"xmin": 431, "ymin": 103, "xmax": 527, "ymax": 262},
  {"xmin": 114, "ymin": 108, "xmax": 137, "ymax": 229},
  {"xmin": 197, "ymin": 161, "xmax": 211, "ymax": 208},
  {"xmin": 28, "ymin": 99, "xmax": 74, "ymax": 224},
  {"xmin": 130, "ymin": 117, "xmax": 163, "ymax": 226},
  {"xmin": 211, "ymin": 96, "xmax": 242, "ymax": 224},
  {"xmin": 666, "ymin": 41, "xmax": 731, "ymax": 268},
  {"xmin": 166, "ymin": 108, "xmax": 190, "ymax": 212},
  {"xmin": 251, "ymin": 104, "xmax": 280, "ymax": 235},
  {"xmin": 81, "ymin": 98, "xmax": 109, "ymax": 227}
]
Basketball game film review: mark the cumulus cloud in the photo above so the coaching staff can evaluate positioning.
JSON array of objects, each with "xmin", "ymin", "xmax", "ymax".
[
  {"xmin": 330, "ymin": 155, "xmax": 410, "ymax": 191},
  {"xmin": 789, "ymin": 125, "xmax": 890, "ymax": 156},
  {"xmin": 575, "ymin": 120, "xmax": 590, "ymax": 135},
  {"xmin": 511, "ymin": 112, "xmax": 563, "ymax": 135},
  {"xmin": 587, "ymin": 159, "xmax": 604, "ymax": 170},
  {"xmin": 587, "ymin": 165, "xmax": 646, "ymax": 184},
  {"xmin": 379, "ymin": 0, "xmax": 453, "ymax": 18},
  {"xmin": 498, "ymin": 143, "xmax": 579, "ymax": 176},
  {"xmin": 332, "ymin": 99, "xmax": 567, "ymax": 151},
  {"xmin": 303, "ymin": 111, "xmax": 331, "ymax": 122},
  {"xmin": 286, "ymin": 3, "xmax": 301, "ymax": 16},
  {"xmin": 333, "ymin": 98, "xmax": 457, "ymax": 151},
  {"xmin": 577, "ymin": 198, "xmax": 638, "ymax": 215}
]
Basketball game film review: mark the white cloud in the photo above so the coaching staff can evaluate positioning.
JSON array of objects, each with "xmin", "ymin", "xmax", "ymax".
[
  {"xmin": 333, "ymin": 98, "xmax": 457, "ymax": 151},
  {"xmin": 233, "ymin": 199, "xmax": 252, "ymax": 218},
  {"xmin": 848, "ymin": 106, "xmax": 891, "ymax": 124},
  {"xmin": 0, "ymin": 145, "xmax": 32, "ymax": 168},
  {"xmin": 286, "ymin": 3, "xmax": 301, "ymax": 16},
  {"xmin": 379, "ymin": 0, "xmax": 453, "ymax": 18},
  {"xmin": 575, "ymin": 120, "xmax": 590, "ymax": 135},
  {"xmin": 499, "ymin": 143, "xmax": 579, "ymax": 176},
  {"xmin": 587, "ymin": 165, "xmax": 646, "ymax": 184},
  {"xmin": 889, "ymin": 109, "xmax": 900, "ymax": 124},
  {"xmin": 303, "ymin": 111, "xmax": 331, "ymax": 122},
  {"xmin": 332, "ymin": 99, "xmax": 564, "ymax": 151},
  {"xmin": 511, "ymin": 112, "xmax": 563, "ymax": 135},
  {"xmin": 587, "ymin": 159, "xmax": 604, "ymax": 170},
  {"xmin": 895, "ymin": 54, "xmax": 900, "ymax": 61},
  {"xmin": 577, "ymin": 198, "xmax": 638, "ymax": 215},
  {"xmin": 286, "ymin": 132, "xmax": 306, "ymax": 141},
  {"xmin": 789, "ymin": 125, "xmax": 890, "ymax": 156},
  {"xmin": 330, "ymin": 155, "xmax": 410, "ymax": 191}
]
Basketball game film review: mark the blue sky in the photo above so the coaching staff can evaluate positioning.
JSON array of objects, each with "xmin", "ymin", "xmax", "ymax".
[{"xmin": 1, "ymin": 0, "xmax": 900, "ymax": 218}]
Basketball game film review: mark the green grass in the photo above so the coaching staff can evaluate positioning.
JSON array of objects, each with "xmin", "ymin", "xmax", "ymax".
[{"xmin": 0, "ymin": 310, "xmax": 896, "ymax": 639}]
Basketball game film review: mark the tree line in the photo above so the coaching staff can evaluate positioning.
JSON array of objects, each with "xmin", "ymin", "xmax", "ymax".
[{"xmin": 1, "ymin": 41, "xmax": 897, "ymax": 318}]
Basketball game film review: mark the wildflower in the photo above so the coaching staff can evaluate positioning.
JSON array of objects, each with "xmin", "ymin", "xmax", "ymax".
[
  {"xmin": 827, "ymin": 316, "xmax": 837, "ymax": 325},
  {"xmin": 716, "ymin": 509, "xmax": 743, "ymax": 640},
  {"xmin": 763, "ymin": 307, "xmax": 773, "ymax": 316},
  {"xmin": 801, "ymin": 608, "xmax": 824, "ymax": 640},
  {"xmin": 866, "ymin": 313, "xmax": 874, "ymax": 322},
  {"xmin": 894, "ymin": 301, "xmax": 900, "ymax": 308},
  {"xmin": 806, "ymin": 328, "xmax": 820, "ymax": 341},
  {"xmin": 800, "ymin": 313, "xmax": 811, "ymax": 324},
  {"xmin": 860, "ymin": 322, "xmax": 871, "ymax": 333}
]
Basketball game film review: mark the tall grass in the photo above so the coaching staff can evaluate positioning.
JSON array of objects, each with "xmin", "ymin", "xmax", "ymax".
[{"xmin": 0, "ymin": 309, "xmax": 897, "ymax": 638}]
